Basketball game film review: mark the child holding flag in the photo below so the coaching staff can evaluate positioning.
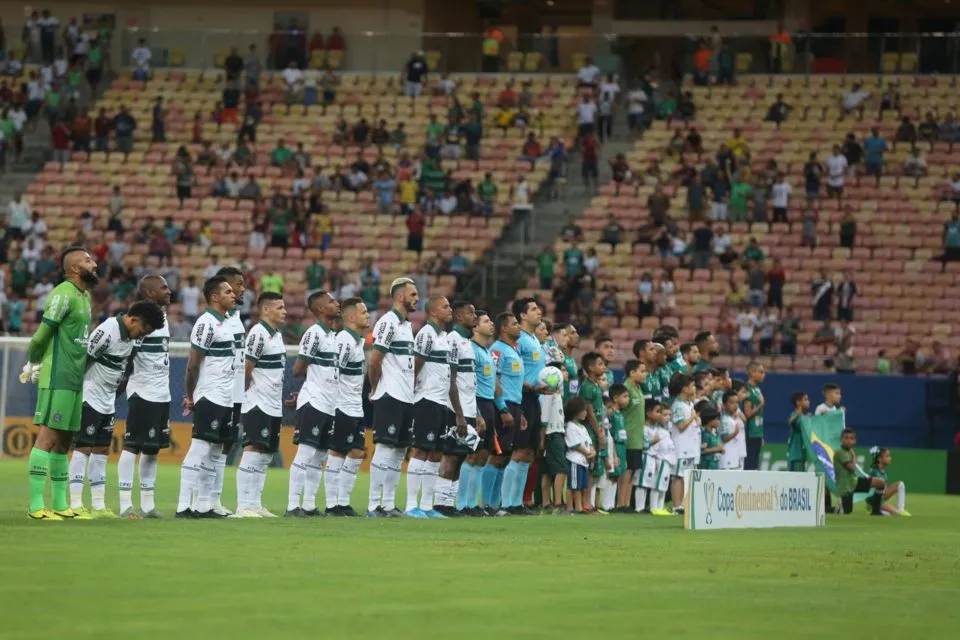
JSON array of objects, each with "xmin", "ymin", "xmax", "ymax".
[{"xmin": 787, "ymin": 391, "xmax": 810, "ymax": 471}]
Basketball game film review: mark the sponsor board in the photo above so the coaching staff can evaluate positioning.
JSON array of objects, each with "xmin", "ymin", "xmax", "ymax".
[{"xmin": 683, "ymin": 469, "xmax": 826, "ymax": 531}]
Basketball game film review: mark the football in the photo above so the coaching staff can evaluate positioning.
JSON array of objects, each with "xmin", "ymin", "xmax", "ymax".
[{"xmin": 538, "ymin": 366, "xmax": 563, "ymax": 392}]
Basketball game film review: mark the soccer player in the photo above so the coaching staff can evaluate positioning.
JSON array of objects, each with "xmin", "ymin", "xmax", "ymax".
[
  {"xmin": 679, "ymin": 342, "xmax": 699, "ymax": 371},
  {"xmin": 71, "ymin": 300, "xmax": 164, "ymax": 518},
  {"xmin": 211, "ymin": 266, "xmax": 247, "ymax": 516},
  {"xmin": 25, "ymin": 246, "xmax": 98, "ymax": 520},
  {"xmin": 457, "ymin": 310, "xmax": 495, "ymax": 515},
  {"xmin": 406, "ymin": 295, "xmax": 454, "ymax": 518},
  {"xmin": 119, "ymin": 275, "xmax": 173, "ymax": 519},
  {"xmin": 742, "ymin": 361, "xmax": 766, "ymax": 470},
  {"xmin": 507, "ymin": 298, "xmax": 547, "ymax": 514},
  {"xmin": 288, "ymin": 290, "xmax": 340, "ymax": 517},
  {"xmin": 433, "ymin": 301, "xmax": 480, "ymax": 517},
  {"xmin": 367, "ymin": 277, "xmax": 418, "ymax": 517},
  {"xmin": 634, "ymin": 339, "xmax": 664, "ymax": 401},
  {"xmin": 595, "ymin": 335, "xmax": 617, "ymax": 387},
  {"xmin": 235, "ymin": 292, "xmax": 287, "ymax": 517},
  {"xmin": 693, "ymin": 331, "xmax": 719, "ymax": 372},
  {"xmin": 482, "ymin": 312, "xmax": 524, "ymax": 516},
  {"xmin": 557, "ymin": 323, "xmax": 580, "ymax": 401},
  {"xmin": 668, "ymin": 373, "xmax": 700, "ymax": 515},
  {"xmin": 177, "ymin": 276, "xmax": 237, "ymax": 518},
  {"xmin": 326, "ymin": 296, "xmax": 370, "ymax": 516}
]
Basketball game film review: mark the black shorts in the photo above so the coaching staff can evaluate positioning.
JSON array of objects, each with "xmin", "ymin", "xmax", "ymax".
[
  {"xmin": 223, "ymin": 403, "xmax": 242, "ymax": 444},
  {"xmin": 476, "ymin": 398, "xmax": 497, "ymax": 453},
  {"xmin": 331, "ymin": 410, "xmax": 365, "ymax": 454},
  {"xmin": 493, "ymin": 402, "xmax": 523, "ymax": 456},
  {"xmin": 75, "ymin": 403, "xmax": 115, "ymax": 448},
  {"xmin": 176, "ymin": 185, "xmax": 192, "ymax": 200},
  {"xmin": 292, "ymin": 404, "xmax": 335, "ymax": 449},
  {"xmin": 626, "ymin": 449, "xmax": 645, "ymax": 471},
  {"xmin": 241, "ymin": 407, "xmax": 282, "ymax": 453},
  {"xmin": 124, "ymin": 395, "xmax": 171, "ymax": 452},
  {"xmin": 440, "ymin": 415, "xmax": 475, "ymax": 456},
  {"xmin": 372, "ymin": 394, "xmax": 415, "ymax": 447},
  {"xmin": 515, "ymin": 391, "xmax": 542, "ymax": 451},
  {"xmin": 840, "ymin": 477, "xmax": 877, "ymax": 514},
  {"xmin": 192, "ymin": 398, "xmax": 235, "ymax": 444},
  {"xmin": 412, "ymin": 398, "xmax": 448, "ymax": 452},
  {"xmin": 826, "ymin": 185, "xmax": 844, "ymax": 197},
  {"xmin": 542, "ymin": 432, "xmax": 567, "ymax": 476}
]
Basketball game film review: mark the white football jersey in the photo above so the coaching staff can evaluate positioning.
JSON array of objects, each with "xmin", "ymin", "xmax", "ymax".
[
  {"xmin": 190, "ymin": 309, "xmax": 236, "ymax": 408},
  {"xmin": 446, "ymin": 326, "xmax": 476, "ymax": 418},
  {"xmin": 225, "ymin": 310, "xmax": 246, "ymax": 405},
  {"xmin": 242, "ymin": 321, "xmax": 286, "ymax": 417},
  {"xmin": 413, "ymin": 321, "xmax": 454, "ymax": 408},
  {"xmin": 335, "ymin": 328, "xmax": 365, "ymax": 418},
  {"xmin": 84, "ymin": 316, "xmax": 135, "ymax": 415},
  {"xmin": 126, "ymin": 312, "xmax": 170, "ymax": 403},
  {"xmin": 370, "ymin": 309, "xmax": 415, "ymax": 403},
  {"xmin": 669, "ymin": 399, "xmax": 701, "ymax": 461},
  {"xmin": 717, "ymin": 413, "xmax": 744, "ymax": 468},
  {"xmin": 295, "ymin": 322, "xmax": 338, "ymax": 414},
  {"xmin": 646, "ymin": 425, "xmax": 677, "ymax": 465}
]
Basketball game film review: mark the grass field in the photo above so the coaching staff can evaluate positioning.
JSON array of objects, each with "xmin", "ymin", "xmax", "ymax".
[{"xmin": 0, "ymin": 459, "xmax": 958, "ymax": 639}]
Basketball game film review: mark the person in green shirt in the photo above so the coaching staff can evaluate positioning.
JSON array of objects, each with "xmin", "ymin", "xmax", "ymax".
[
  {"xmin": 868, "ymin": 447, "xmax": 910, "ymax": 516},
  {"xmin": 679, "ymin": 342, "xmax": 699, "ymax": 372},
  {"xmin": 875, "ymin": 350, "xmax": 892, "ymax": 374},
  {"xmin": 698, "ymin": 408, "xmax": 723, "ymax": 470},
  {"xmin": 729, "ymin": 179, "xmax": 753, "ymax": 223},
  {"xmin": 608, "ymin": 383, "xmax": 633, "ymax": 511},
  {"xmin": 6, "ymin": 296, "xmax": 25, "ymax": 333},
  {"xmin": 46, "ymin": 84, "xmax": 62, "ymax": 127},
  {"xmin": 578, "ymin": 352, "xmax": 608, "ymax": 509},
  {"xmin": 305, "ymin": 259, "xmax": 327, "ymax": 291},
  {"xmin": 693, "ymin": 330, "xmax": 720, "ymax": 373},
  {"xmin": 360, "ymin": 277, "xmax": 380, "ymax": 313},
  {"xmin": 742, "ymin": 237, "xmax": 765, "ymax": 264},
  {"xmin": 270, "ymin": 139, "xmax": 294, "ymax": 167},
  {"xmin": 742, "ymin": 361, "xmax": 765, "ymax": 470},
  {"xmin": 833, "ymin": 428, "xmax": 884, "ymax": 515},
  {"xmin": 426, "ymin": 115, "xmax": 445, "ymax": 145},
  {"xmin": 552, "ymin": 323, "xmax": 579, "ymax": 403},
  {"xmin": 637, "ymin": 340, "xmax": 664, "ymax": 401},
  {"xmin": 536, "ymin": 246, "xmax": 555, "ymax": 290},
  {"xmin": 11, "ymin": 258, "xmax": 31, "ymax": 297},
  {"xmin": 268, "ymin": 206, "xmax": 291, "ymax": 247},
  {"xmin": 477, "ymin": 173, "xmax": 498, "ymax": 217},
  {"xmin": 260, "ymin": 270, "xmax": 284, "ymax": 294},
  {"xmin": 24, "ymin": 247, "xmax": 98, "ymax": 520},
  {"xmin": 786, "ymin": 391, "xmax": 809, "ymax": 471},
  {"xmin": 562, "ymin": 241, "xmax": 584, "ymax": 277}
]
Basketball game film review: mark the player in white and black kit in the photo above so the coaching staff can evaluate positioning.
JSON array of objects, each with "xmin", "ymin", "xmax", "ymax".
[
  {"xmin": 235, "ymin": 292, "xmax": 287, "ymax": 518},
  {"xmin": 177, "ymin": 276, "xmax": 237, "ymax": 518},
  {"xmin": 404, "ymin": 50, "xmax": 428, "ymax": 97},
  {"xmin": 118, "ymin": 275, "xmax": 172, "ymax": 519},
  {"xmin": 210, "ymin": 266, "xmax": 247, "ymax": 516},
  {"xmin": 405, "ymin": 295, "xmax": 454, "ymax": 518},
  {"xmin": 287, "ymin": 290, "xmax": 340, "ymax": 517},
  {"xmin": 433, "ymin": 301, "xmax": 482, "ymax": 517},
  {"xmin": 367, "ymin": 277, "xmax": 419, "ymax": 517},
  {"xmin": 70, "ymin": 301, "xmax": 164, "ymax": 519},
  {"xmin": 325, "ymin": 297, "xmax": 370, "ymax": 516}
]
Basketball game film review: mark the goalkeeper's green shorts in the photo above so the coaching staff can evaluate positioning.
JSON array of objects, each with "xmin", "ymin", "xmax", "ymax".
[{"xmin": 34, "ymin": 388, "xmax": 83, "ymax": 432}]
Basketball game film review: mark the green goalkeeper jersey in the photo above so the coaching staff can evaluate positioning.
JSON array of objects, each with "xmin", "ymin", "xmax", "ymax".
[{"xmin": 37, "ymin": 280, "xmax": 92, "ymax": 392}]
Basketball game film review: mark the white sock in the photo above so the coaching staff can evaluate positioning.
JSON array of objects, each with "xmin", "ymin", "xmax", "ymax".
[
  {"xmin": 599, "ymin": 475, "xmax": 616, "ymax": 511},
  {"xmin": 634, "ymin": 487, "xmax": 648, "ymax": 513},
  {"xmin": 589, "ymin": 483, "xmax": 598, "ymax": 507},
  {"xmin": 210, "ymin": 450, "xmax": 227, "ymax": 509},
  {"xmin": 288, "ymin": 444, "xmax": 314, "ymax": 510},
  {"xmin": 434, "ymin": 477, "xmax": 457, "ymax": 507},
  {"xmin": 118, "ymin": 450, "xmax": 136, "ymax": 512},
  {"xmin": 897, "ymin": 482, "xmax": 906, "ymax": 513},
  {"xmin": 651, "ymin": 490, "xmax": 665, "ymax": 511},
  {"xmin": 69, "ymin": 451, "xmax": 89, "ymax": 509},
  {"xmin": 405, "ymin": 458, "xmax": 425, "ymax": 511},
  {"xmin": 367, "ymin": 446, "xmax": 390, "ymax": 512},
  {"xmin": 195, "ymin": 442, "xmax": 221, "ymax": 513},
  {"xmin": 178, "ymin": 439, "xmax": 209, "ymax": 512},
  {"xmin": 236, "ymin": 451, "xmax": 258, "ymax": 511},
  {"xmin": 338, "ymin": 456, "xmax": 362, "ymax": 507},
  {"xmin": 420, "ymin": 460, "xmax": 440, "ymax": 511},
  {"xmin": 255, "ymin": 452, "xmax": 272, "ymax": 510},
  {"xmin": 89, "ymin": 453, "xmax": 108, "ymax": 510},
  {"xmin": 303, "ymin": 449, "xmax": 326, "ymax": 512},
  {"xmin": 139, "ymin": 454, "xmax": 158, "ymax": 513},
  {"xmin": 383, "ymin": 447, "xmax": 405, "ymax": 512},
  {"xmin": 325, "ymin": 455, "xmax": 344, "ymax": 510}
]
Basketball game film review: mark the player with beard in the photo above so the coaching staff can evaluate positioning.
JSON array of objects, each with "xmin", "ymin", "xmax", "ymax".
[
  {"xmin": 24, "ymin": 247, "xmax": 98, "ymax": 520},
  {"xmin": 118, "ymin": 275, "xmax": 173, "ymax": 519},
  {"xmin": 456, "ymin": 310, "xmax": 495, "ymax": 515},
  {"xmin": 692, "ymin": 331, "xmax": 720, "ymax": 373}
]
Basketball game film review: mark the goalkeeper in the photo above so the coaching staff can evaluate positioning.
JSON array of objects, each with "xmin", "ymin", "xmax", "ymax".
[{"xmin": 23, "ymin": 247, "xmax": 98, "ymax": 521}]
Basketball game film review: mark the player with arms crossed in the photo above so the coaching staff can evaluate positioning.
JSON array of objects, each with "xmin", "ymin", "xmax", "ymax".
[
  {"xmin": 406, "ymin": 295, "xmax": 454, "ymax": 518},
  {"xmin": 367, "ymin": 277, "xmax": 418, "ymax": 517},
  {"xmin": 325, "ymin": 296, "xmax": 370, "ymax": 516},
  {"xmin": 71, "ymin": 301, "xmax": 164, "ymax": 518},
  {"xmin": 235, "ymin": 292, "xmax": 287, "ymax": 517},
  {"xmin": 177, "ymin": 276, "xmax": 237, "ymax": 518},
  {"xmin": 457, "ymin": 310, "xmax": 496, "ymax": 515},
  {"xmin": 24, "ymin": 247, "xmax": 98, "ymax": 520},
  {"xmin": 119, "ymin": 275, "xmax": 173, "ymax": 518},
  {"xmin": 287, "ymin": 291, "xmax": 340, "ymax": 517}
]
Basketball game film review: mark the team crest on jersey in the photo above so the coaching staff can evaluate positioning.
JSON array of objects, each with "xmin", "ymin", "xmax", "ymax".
[
  {"xmin": 511, "ymin": 360, "xmax": 521, "ymax": 373},
  {"xmin": 346, "ymin": 434, "xmax": 354, "ymax": 443},
  {"xmin": 311, "ymin": 426, "xmax": 320, "ymax": 436},
  {"xmin": 533, "ymin": 350, "xmax": 540, "ymax": 361},
  {"xmin": 148, "ymin": 428, "xmax": 156, "ymax": 438},
  {"xmin": 261, "ymin": 427, "xmax": 269, "ymax": 438},
  {"xmin": 387, "ymin": 424, "xmax": 396, "ymax": 435},
  {"xmin": 53, "ymin": 412, "xmax": 62, "ymax": 423},
  {"xmin": 426, "ymin": 432, "xmax": 435, "ymax": 442},
  {"xmin": 210, "ymin": 419, "xmax": 219, "ymax": 430},
  {"xmin": 85, "ymin": 425, "xmax": 95, "ymax": 435},
  {"xmin": 484, "ymin": 364, "xmax": 492, "ymax": 376}
]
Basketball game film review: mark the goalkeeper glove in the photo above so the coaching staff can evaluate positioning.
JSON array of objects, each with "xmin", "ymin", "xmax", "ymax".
[{"xmin": 19, "ymin": 362, "xmax": 41, "ymax": 384}]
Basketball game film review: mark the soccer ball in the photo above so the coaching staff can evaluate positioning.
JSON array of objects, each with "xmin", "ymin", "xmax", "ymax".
[{"xmin": 538, "ymin": 366, "xmax": 563, "ymax": 392}]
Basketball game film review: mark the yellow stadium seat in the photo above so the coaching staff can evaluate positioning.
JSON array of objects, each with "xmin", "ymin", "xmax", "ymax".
[
  {"xmin": 882, "ymin": 52, "xmax": 900, "ymax": 74},
  {"xmin": 426, "ymin": 50, "xmax": 442, "ymax": 71},
  {"xmin": 900, "ymin": 53, "xmax": 918, "ymax": 73},
  {"xmin": 506, "ymin": 52, "xmax": 524, "ymax": 72},
  {"xmin": 310, "ymin": 50, "xmax": 325, "ymax": 69},
  {"xmin": 735, "ymin": 52, "xmax": 753, "ymax": 73},
  {"xmin": 213, "ymin": 48, "xmax": 228, "ymax": 68},
  {"xmin": 523, "ymin": 52, "xmax": 542, "ymax": 72},
  {"xmin": 170, "ymin": 48, "xmax": 186, "ymax": 67},
  {"xmin": 326, "ymin": 51, "xmax": 343, "ymax": 69}
]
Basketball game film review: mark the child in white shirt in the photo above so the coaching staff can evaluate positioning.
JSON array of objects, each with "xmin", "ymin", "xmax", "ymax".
[
  {"xmin": 718, "ymin": 391, "xmax": 745, "ymax": 469},
  {"xmin": 640, "ymin": 400, "xmax": 675, "ymax": 515},
  {"xmin": 564, "ymin": 397, "xmax": 596, "ymax": 514},
  {"xmin": 668, "ymin": 374, "xmax": 700, "ymax": 514}
]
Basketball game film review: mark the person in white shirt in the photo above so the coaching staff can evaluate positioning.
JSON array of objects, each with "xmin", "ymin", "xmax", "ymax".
[
  {"xmin": 717, "ymin": 391, "xmax": 746, "ymax": 470},
  {"xmin": 770, "ymin": 172, "xmax": 792, "ymax": 223},
  {"xmin": 626, "ymin": 85, "xmax": 647, "ymax": 132},
  {"xmin": 841, "ymin": 83, "xmax": 870, "ymax": 120},
  {"xmin": 903, "ymin": 147, "xmax": 927, "ymax": 177},
  {"xmin": 736, "ymin": 304, "xmax": 758, "ymax": 355},
  {"xmin": 179, "ymin": 276, "xmax": 201, "ymax": 322},
  {"xmin": 131, "ymin": 38, "xmax": 152, "ymax": 78},
  {"xmin": 282, "ymin": 62, "xmax": 304, "ymax": 114},
  {"xmin": 235, "ymin": 292, "xmax": 287, "ymax": 518},
  {"xmin": 40, "ymin": 63, "xmax": 54, "ymax": 88},
  {"xmin": 575, "ymin": 94, "xmax": 598, "ymax": 138},
  {"xmin": 563, "ymin": 399, "xmax": 596, "ymax": 513},
  {"xmin": 7, "ymin": 192, "xmax": 31, "ymax": 238},
  {"xmin": 639, "ymin": 400, "xmax": 674, "ymax": 515},
  {"xmin": 22, "ymin": 238, "xmax": 43, "ymax": 272},
  {"xmin": 577, "ymin": 57, "xmax": 601, "ymax": 88},
  {"xmin": 598, "ymin": 74, "xmax": 620, "ymax": 102},
  {"xmin": 826, "ymin": 144, "xmax": 849, "ymax": 200},
  {"xmin": 53, "ymin": 53, "xmax": 68, "ymax": 80},
  {"xmin": 435, "ymin": 73, "xmax": 456, "ymax": 96},
  {"xmin": 31, "ymin": 278, "xmax": 54, "ymax": 320},
  {"xmin": 668, "ymin": 374, "xmax": 700, "ymax": 515},
  {"xmin": 25, "ymin": 212, "xmax": 48, "ymax": 243}
]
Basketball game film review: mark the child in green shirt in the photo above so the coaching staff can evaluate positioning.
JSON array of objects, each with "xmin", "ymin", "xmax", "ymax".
[
  {"xmin": 698, "ymin": 407, "xmax": 723, "ymax": 470},
  {"xmin": 608, "ymin": 384, "xmax": 631, "ymax": 511},
  {"xmin": 786, "ymin": 391, "xmax": 810, "ymax": 471},
  {"xmin": 578, "ymin": 352, "xmax": 608, "ymax": 511},
  {"xmin": 621, "ymin": 360, "xmax": 647, "ymax": 492},
  {"xmin": 868, "ymin": 447, "xmax": 910, "ymax": 516},
  {"xmin": 833, "ymin": 428, "xmax": 884, "ymax": 515}
]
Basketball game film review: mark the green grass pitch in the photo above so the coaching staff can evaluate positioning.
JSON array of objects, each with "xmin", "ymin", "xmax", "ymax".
[{"xmin": 0, "ymin": 459, "xmax": 958, "ymax": 639}]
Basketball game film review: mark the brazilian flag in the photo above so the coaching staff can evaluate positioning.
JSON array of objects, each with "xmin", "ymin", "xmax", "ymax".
[{"xmin": 798, "ymin": 411, "xmax": 867, "ymax": 503}]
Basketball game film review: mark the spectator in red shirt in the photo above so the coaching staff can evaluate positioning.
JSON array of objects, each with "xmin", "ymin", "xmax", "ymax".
[
  {"xmin": 767, "ymin": 257, "xmax": 786, "ymax": 309},
  {"xmin": 94, "ymin": 107, "xmax": 112, "ymax": 155},
  {"xmin": 406, "ymin": 209, "xmax": 426, "ymax": 255},
  {"xmin": 581, "ymin": 133, "xmax": 600, "ymax": 194},
  {"xmin": 498, "ymin": 84, "xmax": 517, "ymax": 109},
  {"xmin": 51, "ymin": 120, "xmax": 71, "ymax": 166},
  {"xmin": 327, "ymin": 27, "xmax": 346, "ymax": 51},
  {"xmin": 609, "ymin": 152, "xmax": 631, "ymax": 196},
  {"xmin": 309, "ymin": 32, "xmax": 325, "ymax": 52},
  {"xmin": 521, "ymin": 132, "xmax": 541, "ymax": 168},
  {"xmin": 72, "ymin": 110, "xmax": 92, "ymax": 158}
]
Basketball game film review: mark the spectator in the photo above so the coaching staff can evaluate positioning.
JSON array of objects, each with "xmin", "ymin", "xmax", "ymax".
[
  {"xmin": 108, "ymin": 230, "xmax": 129, "ymax": 269},
  {"xmin": 179, "ymin": 276, "xmax": 201, "ymax": 322},
  {"xmin": 580, "ymin": 132, "xmax": 600, "ymax": 194},
  {"xmin": 779, "ymin": 307, "xmax": 800, "ymax": 357},
  {"xmin": 575, "ymin": 94, "xmax": 597, "ymax": 140},
  {"xmin": 657, "ymin": 271, "xmax": 676, "ymax": 317},
  {"xmin": 742, "ymin": 237, "xmax": 765, "ymax": 264},
  {"xmin": 608, "ymin": 153, "xmax": 631, "ymax": 196},
  {"xmin": 626, "ymin": 83, "xmax": 646, "ymax": 133},
  {"xmin": 878, "ymin": 83, "xmax": 901, "ymax": 119},
  {"xmin": 576, "ymin": 56, "xmax": 601, "ymax": 89},
  {"xmin": 390, "ymin": 121, "xmax": 408, "ymax": 148},
  {"xmin": 803, "ymin": 152, "xmax": 824, "ymax": 202},
  {"xmin": 842, "ymin": 133, "xmax": 863, "ymax": 176},
  {"xmin": 918, "ymin": 112, "xmax": 939, "ymax": 145},
  {"xmin": 836, "ymin": 269, "xmax": 858, "ymax": 321},
  {"xmin": 813, "ymin": 319, "xmax": 836, "ymax": 348},
  {"xmin": 800, "ymin": 207, "xmax": 818, "ymax": 248},
  {"xmin": 840, "ymin": 82, "xmax": 870, "ymax": 121},
  {"xmin": 728, "ymin": 175, "xmax": 752, "ymax": 223},
  {"xmin": 894, "ymin": 115, "xmax": 917, "ymax": 150},
  {"xmin": 598, "ymin": 286, "xmax": 622, "ymax": 324},
  {"xmin": 602, "ymin": 214, "xmax": 624, "ymax": 249},
  {"xmin": 113, "ymin": 106, "xmax": 136, "ymax": 162},
  {"xmin": 735, "ymin": 303, "xmax": 758, "ymax": 354},
  {"xmin": 746, "ymin": 260, "xmax": 766, "ymax": 308},
  {"xmin": 769, "ymin": 21, "xmax": 791, "ymax": 72},
  {"xmin": 282, "ymin": 61, "xmax": 303, "ymax": 115},
  {"xmin": 811, "ymin": 270, "xmax": 834, "ymax": 321},
  {"xmin": 260, "ymin": 269, "xmax": 285, "ymax": 295},
  {"xmin": 560, "ymin": 219, "xmax": 584, "ymax": 243},
  {"xmin": 766, "ymin": 257, "xmax": 785, "ymax": 309},
  {"xmin": 687, "ymin": 173, "xmax": 706, "ymax": 221},
  {"xmin": 32, "ymin": 275, "xmax": 54, "ymax": 323},
  {"xmin": 51, "ymin": 118, "xmax": 71, "ymax": 166},
  {"xmin": 7, "ymin": 193, "xmax": 31, "ymax": 240},
  {"xmin": 648, "ymin": 184, "xmax": 671, "ymax": 227},
  {"xmin": 863, "ymin": 127, "xmax": 887, "ymax": 187},
  {"xmin": 940, "ymin": 112, "xmax": 960, "ymax": 143},
  {"xmin": 903, "ymin": 147, "xmax": 927, "ymax": 178},
  {"xmin": 709, "ymin": 170, "xmax": 729, "ymax": 222},
  {"xmin": 875, "ymin": 349, "xmax": 892, "ymax": 375},
  {"xmin": 270, "ymin": 138, "xmax": 294, "ymax": 168},
  {"xmin": 583, "ymin": 247, "xmax": 599, "ymax": 275},
  {"xmin": 925, "ymin": 341, "xmax": 952, "ymax": 374},
  {"xmin": 131, "ymin": 37, "xmax": 152, "ymax": 80},
  {"xmin": 148, "ymin": 228, "xmax": 172, "ymax": 260},
  {"xmin": 713, "ymin": 224, "xmax": 737, "ymax": 267},
  {"xmin": 597, "ymin": 89, "xmax": 614, "ymax": 143},
  {"xmin": 93, "ymin": 108, "xmax": 112, "ymax": 155},
  {"xmin": 839, "ymin": 208, "xmax": 857, "ymax": 249},
  {"xmin": 172, "ymin": 147, "xmax": 195, "ymax": 208},
  {"xmin": 757, "ymin": 307, "xmax": 778, "ymax": 355},
  {"xmin": 403, "ymin": 50, "xmax": 428, "ymax": 98},
  {"xmin": 765, "ymin": 93, "xmax": 791, "ymax": 127},
  {"xmin": 690, "ymin": 219, "xmax": 713, "ymax": 270},
  {"xmin": 770, "ymin": 172, "xmax": 791, "ymax": 223},
  {"xmin": 636, "ymin": 272, "xmax": 655, "ymax": 319},
  {"xmin": 406, "ymin": 208, "xmax": 426, "ymax": 254}
]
